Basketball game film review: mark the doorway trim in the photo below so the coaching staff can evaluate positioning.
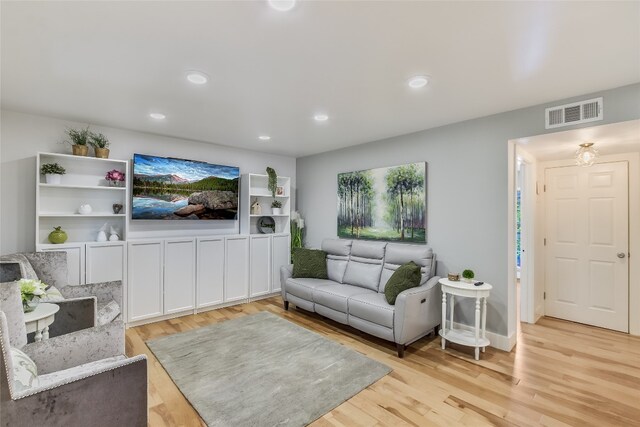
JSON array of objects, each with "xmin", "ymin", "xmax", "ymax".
[{"xmin": 508, "ymin": 147, "xmax": 640, "ymax": 337}]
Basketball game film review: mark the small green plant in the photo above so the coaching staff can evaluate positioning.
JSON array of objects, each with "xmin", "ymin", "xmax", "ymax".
[
  {"xmin": 266, "ymin": 167, "xmax": 278, "ymax": 197},
  {"xmin": 462, "ymin": 269, "xmax": 475, "ymax": 280},
  {"xmin": 89, "ymin": 132, "xmax": 110, "ymax": 148},
  {"xmin": 271, "ymin": 200, "xmax": 282, "ymax": 208},
  {"xmin": 40, "ymin": 163, "xmax": 66, "ymax": 175},
  {"xmin": 64, "ymin": 126, "xmax": 91, "ymax": 146}
]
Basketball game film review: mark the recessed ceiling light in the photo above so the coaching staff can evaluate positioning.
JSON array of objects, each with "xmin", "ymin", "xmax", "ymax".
[
  {"xmin": 314, "ymin": 114, "xmax": 329, "ymax": 122},
  {"xmin": 258, "ymin": 135, "xmax": 271, "ymax": 141},
  {"xmin": 186, "ymin": 71, "xmax": 209, "ymax": 85},
  {"xmin": 149, "ymin": 113, "xmax": 166, "ymax": 120},
  {"xmin": 268, "ymin": 0, "xmax": 296, "ymax": 12},
  {"xmin": 407, "ymin": 75, "xmax": 429, "ymax": 89}
]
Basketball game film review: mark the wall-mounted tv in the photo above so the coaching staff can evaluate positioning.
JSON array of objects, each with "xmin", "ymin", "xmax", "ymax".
[{"xmin": 132, "ymin": 154, "xmax": 240, "ymax": 220}]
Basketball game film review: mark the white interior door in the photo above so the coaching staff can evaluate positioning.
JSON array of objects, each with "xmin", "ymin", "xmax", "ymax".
[{"xmin": 545, "ymin": 162, "xmax": 629, "ymax": 332}]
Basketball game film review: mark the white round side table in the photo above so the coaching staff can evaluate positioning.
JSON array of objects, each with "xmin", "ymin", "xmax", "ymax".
[
  {"xmin": 438, "ymin": 278, "xmax": 492, "ymax": 360},
  {"xmin": 24, "ymin": 303, "xmax": 60, "ymax": 342}
]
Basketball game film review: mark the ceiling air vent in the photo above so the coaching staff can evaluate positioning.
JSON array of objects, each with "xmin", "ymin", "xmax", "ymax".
[{"xmin": 545, "ymin": 97, "xmax": 603, "ymax": 129}]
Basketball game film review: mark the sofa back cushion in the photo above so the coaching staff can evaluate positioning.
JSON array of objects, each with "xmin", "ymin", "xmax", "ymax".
[
  {"xmin": 379, "ymin": 244, "xmax": 435, "ymax": 292},
  {"xmin": 322, "ymin": 239, "xmax": 352, "ymax": 283},
  {"xmin": 342, "ymin": 241, "xmax": 387, "ymax": 291}
]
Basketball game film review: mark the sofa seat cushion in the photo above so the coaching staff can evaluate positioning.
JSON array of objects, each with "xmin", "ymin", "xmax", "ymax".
[
  {"xmin": 286, "ymin": 278, "xmax": 336, "ymax": 301},
  {"xmin": 348, "ymin": 293, "xmax": 395, "ymax": 329},
  {"xmin": 312, "ymin": 284, "xmax": 375, "ymax": 313}
]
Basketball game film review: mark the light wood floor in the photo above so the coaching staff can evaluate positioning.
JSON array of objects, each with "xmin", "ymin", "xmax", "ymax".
[{"xmin": 126, "ymin": 297, "xmax": 640, "ymax": 427}]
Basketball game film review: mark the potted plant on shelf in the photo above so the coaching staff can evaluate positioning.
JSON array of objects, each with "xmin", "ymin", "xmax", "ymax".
[
  {"xmin": 271, "ymin": 200, "xmax": 283, "ymax": 215},
  {"xmin": 89, "ymin": 132, "xmax": 110, "ymax": 158},
  {"xmin": 64, "ymin": 126, "xmax": 91, "ymax": 156},
  {"xmin": 462, "ymin": 269, "xmax": 475, "ymax": 283},
  {"xmin": 40, "ymin": 163, "xmax": 66, "ymax": 185},
  {"xmin": 105, "ymin": 169, "xmax": 125, "ymax": 187},
  {"xmin": 266, "ymin": 167, "xmax": 278, "ymax": 197}
]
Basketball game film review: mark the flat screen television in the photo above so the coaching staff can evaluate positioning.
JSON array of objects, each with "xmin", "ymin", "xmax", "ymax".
[{"xmin": 132, "ymin": 154, "xmax": 240, "ymax": 220}]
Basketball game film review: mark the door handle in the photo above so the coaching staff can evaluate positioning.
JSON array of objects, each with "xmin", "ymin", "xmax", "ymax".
[{"xmin": 617, "ymin": 252, "xmax": 626, "ymax": 259}]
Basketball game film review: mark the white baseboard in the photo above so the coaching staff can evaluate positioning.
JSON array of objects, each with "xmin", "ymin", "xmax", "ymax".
[{"xmin": 447, "ymin": 321, "xmax": 515, "ymax": 352}]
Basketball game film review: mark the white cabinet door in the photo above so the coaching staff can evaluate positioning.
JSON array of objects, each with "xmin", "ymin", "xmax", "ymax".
[
  {"xmin": 224, "ymin": 236, "xmax": 249, "ymax": 303},
  {"xmin": 41, "ymin": 244, "xmax": 84, "ymax": 286},
  {"xmin": 164, "ymin": 239, "xmax": 196, "ymax": 314},
  {"xmin": 128, "ymin": 240, "xmax": 163, "ymax": 322},
  {"xmin": 85, "ymin": 243, "xmax": 124, "ymax": 284},
  {"xmin": 250, "ymin": 235, "xmax": 271, "ymax": 297},
  {"xmin": 197, "ymin": 237, "xmax": 225, "ymax": 308},
  {"xmin": 271, "ymin": 234, "xmax": 290, "ymax": 293}
]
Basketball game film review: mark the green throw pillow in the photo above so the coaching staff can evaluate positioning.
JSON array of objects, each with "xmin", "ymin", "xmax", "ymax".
[
  {"xmin": 292, "ymin": 248, "xmax": 328, "ymax": 279},
  {"xmin": 384, "ymin": 261, "xmax": 421, "ymax": 305}
]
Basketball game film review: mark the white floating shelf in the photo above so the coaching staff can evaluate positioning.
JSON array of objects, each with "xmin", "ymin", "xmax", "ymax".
[
  {"xmin": 39, "ymin": 213, "xmax": 127, "ymax": 218},
  {"xmin": 250, "ymin": 214, "xmax": 290, "ymax": 217},
  {"xmin": 39, "ymin": 183, "xmax": 126, "ymax": 191},
  {"xmin": 249, "ymin": 193, "xmax": 289, "ymax": 198},
  {"xmin": 39, "ymin": 152, "xmax": 127, "ymax": 164}
]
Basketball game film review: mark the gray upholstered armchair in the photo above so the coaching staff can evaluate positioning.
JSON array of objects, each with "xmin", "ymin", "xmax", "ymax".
[
  {"xmin": 0, "ymin": 281, "xmax": 147, "ymax": 426},
  {"xmin": 0, "ymin": 252, "xmax": 122, "ymax": 337}
]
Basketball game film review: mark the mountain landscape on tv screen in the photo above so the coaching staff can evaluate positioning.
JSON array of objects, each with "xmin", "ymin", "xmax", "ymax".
[{"xmin": 132, "ymin": 154, "xmax": 240, "ymax": 220}]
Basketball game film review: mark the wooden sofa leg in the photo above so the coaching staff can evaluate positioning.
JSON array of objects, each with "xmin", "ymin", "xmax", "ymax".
[
  {"xmin": 284, "ymin": 301, "xmax": 289, "ymax": 311},
  {"xmin": 396, "ymin": 343, "xmax": 405, "ymax": 358}
]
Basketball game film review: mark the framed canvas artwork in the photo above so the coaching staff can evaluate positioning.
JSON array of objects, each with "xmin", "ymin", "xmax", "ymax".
[{"xmin": 337, "ymin": 162, "xmax": 426, "ymax": 242}]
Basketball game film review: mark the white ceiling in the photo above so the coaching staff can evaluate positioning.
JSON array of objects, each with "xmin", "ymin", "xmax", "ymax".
[
  {"xmin": 1, "ymin": 1, "xmax": 639, "ymax": 157},
  {"xmin": 514, "ymin": 119, "xmax": 640, "ymax": 161}
]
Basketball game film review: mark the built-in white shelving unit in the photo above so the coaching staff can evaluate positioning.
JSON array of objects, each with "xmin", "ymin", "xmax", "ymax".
[
  {"xmin": 240, "ymin": 173, "xmax": 291, "ymax": 234},
  {"xmin": 35, "ymin": 152, "xmax": 129, "ymax": 286}
]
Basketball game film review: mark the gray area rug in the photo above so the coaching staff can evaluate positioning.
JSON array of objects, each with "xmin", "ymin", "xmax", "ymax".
[{"xmin": 147, "ymin": 311, "xmax": 391, "ymax": 427}]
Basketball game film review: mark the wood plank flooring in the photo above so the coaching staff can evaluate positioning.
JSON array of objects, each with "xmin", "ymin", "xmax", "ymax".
[{"xmin": 125, "ymin": 297, "xmax": 640, "ymax": 427}]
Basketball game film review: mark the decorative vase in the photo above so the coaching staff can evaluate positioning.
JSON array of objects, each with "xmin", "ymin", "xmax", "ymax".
[
  {"xmin": 112, "ymin": 203, "xmax": 123, "ymax": 214},
  {"xmin": 108, "ymin": 180, "xmax": 123, "ymax": 187},
  {"xmin": 96, "ymin": 230, "xmax": 107, "ymax": 242},
  {"xmin": 272, "ymin": 208, "xmax": 282, "ymax": 215},
  {"xmin": 48, "ymin": 227, "xmax": 68, "ymax": 244},
  {"xmin": 23, "ymin": 298, "xmax": 39, "ymax": 313},
  {"xmin": 72, "ymin": 145, "xmax": 89, "ymax": 156},
  {"xmin": 45, "ymin": 174, "xmax": 62, "ymax": 185},
  {"xmin": 462, "ymin": 277, "xmax": 474, "ymax": 283},
  {"xmin": 78, "ymin": 204, "xmax": 93, "ymax": 215},
  {"xmin": 94, "ymin": 147, "xmax": 110, "ymax": 158}
]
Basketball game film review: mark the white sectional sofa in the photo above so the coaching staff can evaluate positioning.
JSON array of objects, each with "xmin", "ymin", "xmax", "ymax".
[{"xmin": 280, "ymin": 239, "xmax": 441, "ymax": 357}]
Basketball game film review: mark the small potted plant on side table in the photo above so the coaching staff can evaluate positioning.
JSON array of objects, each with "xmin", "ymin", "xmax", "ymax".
[
  {"xmin": 40, "ymin": 163, "xmax": 66, "ymax": 185},
  {"xmin": 90, "ymin": 132, "xmax": 110, "ymax": 158},
  {"xmin": 18, "ymin": 279, "xmax": 48, "ymax": 312},
  {"xmin": 64, "ymin": 126, "xmax": 91, "ymax": 156},
  {"xmin": 105, "ymin": 169, "xmax": 125, "ymax": 187},
  {"xmin": 271, "ymin": 200, "xmax": 282, "ymax": 215},
  {"xmin": 462, "ymin": 269, "xmax": 475, "ymax": 283}
]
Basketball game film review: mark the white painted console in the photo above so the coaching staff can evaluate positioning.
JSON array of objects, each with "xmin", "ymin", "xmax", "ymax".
[{"xmin": 126, "ymin": 233, "xmax": 289, "ymax": 326}]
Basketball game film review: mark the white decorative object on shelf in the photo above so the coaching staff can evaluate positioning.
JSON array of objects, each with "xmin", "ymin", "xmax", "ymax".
[
  {"xmin": 109, "ymin": 226, "xmax": 119, "ymax": 241},
  {"xmin": 78, "ymin": 204, "xmax": 93, "ymax": 215},
  {"xmin": 96, "ymin": 230, "xmax": 107, "ymax": 242},
  {"xmin": 251, "ymin": 199, "xmax": 261, "ymax": 215},
  {"xmin": 272, "ymin": 208, "xmax": 282, "ymax": 215}
]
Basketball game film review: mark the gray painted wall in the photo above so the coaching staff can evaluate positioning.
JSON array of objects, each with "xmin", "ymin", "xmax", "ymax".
[
  {"xmin": 296, "ymin": 83, "xmax": 640, "ymax": 337},
  {"xmin": 0, "ymin": 110, "xmax": 296, "ymax": 254}
]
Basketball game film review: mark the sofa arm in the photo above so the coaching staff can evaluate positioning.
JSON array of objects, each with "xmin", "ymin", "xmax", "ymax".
[
  {"xmin": 22, "ymin": 321, "xmax": 125, "ymax": 375},
  {"xmin": 48, "ymin": 297, "xmax": 97, "ymax": 338},
  {"xmin": 394, "ymin": 276, "xmax": 441, "ymax": 345},
  {"xmin": 2, "ymin": 355, "xmax": 147, "ymax": 427},
  {"xmin": 61, "ymin": 281, "xmax": 122, "ymax": 308},
  {"xmin": 280, "ymin": 264, "xmax": 293, "ymax": 301}
]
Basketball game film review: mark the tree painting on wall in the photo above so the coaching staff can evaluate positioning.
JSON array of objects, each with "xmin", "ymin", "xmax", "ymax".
[{"xmin": 337, "ymin": 162, "xmax": 426, "ymax": 242}]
